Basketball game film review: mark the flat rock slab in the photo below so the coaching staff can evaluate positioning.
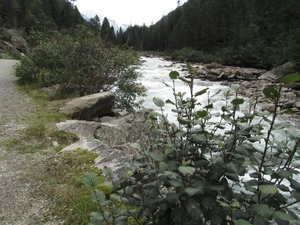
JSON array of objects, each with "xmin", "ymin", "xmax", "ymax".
[{"xmin": 59, "ymin": 91, "xmax": 115, "ymax": 121}]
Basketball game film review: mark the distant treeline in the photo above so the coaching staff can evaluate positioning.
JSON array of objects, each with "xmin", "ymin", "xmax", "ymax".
[
  {"xmin": 0, "ymin": 0, "xmax": 85, "ymax": 31},
  {"xmin": 118, "ymin": 0, "xmax": 300, "ymax": 69},
  {"xmin": 0, "ymin": 0, "xmax": 116, "ymax": 45},
  {"xmin": 1, "ymin": 0, "xmax": 299, "ymax": 69}
]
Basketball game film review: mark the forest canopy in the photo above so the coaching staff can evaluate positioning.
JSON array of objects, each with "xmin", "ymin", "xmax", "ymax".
[
  {"xmin": 119, "ymin": 0, "xmax": 300, "ymax": 69},
  {"xmin": 1, "ymin": 0, "xmax": 299, "ymax": 69}
]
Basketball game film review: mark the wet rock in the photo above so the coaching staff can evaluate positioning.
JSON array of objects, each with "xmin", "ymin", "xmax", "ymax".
[
  {"xmin": 283, "ymin": 102, "xmax": 295, "ymax": 109},
  {"xmin": 294, "ymin": 102, "xmax": 300, "ymax": 109},
  {"xmin": 207, "ymin": 62, "xmax": 224, "ymax": 69},
  {"xmin": 206, "ymin": 74, "xmax": 219, "ymax": 81},
  {"xmin": 259, "ymin": 70, "xmax": 280, "ymax": 82},
  {"xmin": 260, "ymin": 104, "xmax": 276, "ymax": 113}
]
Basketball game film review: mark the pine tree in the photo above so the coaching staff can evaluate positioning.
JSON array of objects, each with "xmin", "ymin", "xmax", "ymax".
[
  {"xmin": 90, "ymin": 15, "xmax": 101, "ymax": 32},
  {"xmin": 101, "ymin": 17, "xmax": 111, "ymax": 41}
]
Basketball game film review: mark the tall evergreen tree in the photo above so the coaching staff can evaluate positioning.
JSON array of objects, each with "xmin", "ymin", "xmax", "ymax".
[
  {"xmin": 90, "ymin": 15, "xmax": 101, "ymax": 32},
  {"xmin": 101, "ymin": 17, "xmax": 111, "ymax": 40}
]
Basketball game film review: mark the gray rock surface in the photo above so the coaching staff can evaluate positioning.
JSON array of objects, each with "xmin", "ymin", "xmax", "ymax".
[
  {"xmin": 56, "ymin": 111, "xmax": 151, "ymax": 178},
  {"xmin": 0, "ymin": 28, "xmax": 28, "ymax": 57},
  {"xmin": 59, "ymin": 92, "xmax": 115, "ymax": 120}
]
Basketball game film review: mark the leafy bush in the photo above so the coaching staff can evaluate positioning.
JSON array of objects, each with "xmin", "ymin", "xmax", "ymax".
[
  {"xmin": 83, "ymin": 65, "xmax": 300, "ymax": 224},
  {"xmin": 15, "ymin": 25, "xmax": 143, "ymax": 109}
]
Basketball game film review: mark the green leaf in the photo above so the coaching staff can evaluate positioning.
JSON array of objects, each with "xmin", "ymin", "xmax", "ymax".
[
  {"xmin": 291, "ymin": 190, "xmax": 300, "ymax": 200},
  {"xmin": 102, "ymin": 166, "xmax": 114, "ymax": 177},
  {"xmin": 90, "ymin": 212, "xmax": 104, "ymax": 225},
  {"xmin": 282, "ymin": 73, "xmax": 300, "ymax": 85},
  {"xmin": 231, "ymin": 98, "xmax": 244, "ymax": 106},
  {"xmin": 249, "ymin": 204, "xmax": 274, "ymax": 218},
  {"xmin": 225, "ymin": 173, "xmax": 239, "ymax": 181},
  {"xmin": 153, "ymin": 97, "xmax": 165, "ymax": 107},
  {"xmin": 186, "ymin": 63, "xmax": 193, "ymax": 72},
  {"xmin": 149, "ymin": 151, "xmax": 165, "ymax": 162},
  {"xmin": 82, "ymin": 172, "xmax": 99, "ymax": 188},
  {"xmin": 289, "ymin": 178, "xmax": 300, "ymax": 192},
  {"xmin": 196, "ymin": 110, "xmax": 208, "ymax": 118},
  {"xmin": 263, "ymin": 87, "xmax": 280, "ymax": 99},
  {"xmin": 166, "ymin": 99, "xmax": 175, "ymax": 105},
  {"xmin": 179, "ymin": 76, "xmax": 191, "ymax": 84},
  {"xmin": 168, "ymin": 179, "xmax": 184, "ymax": 188},
  {"xmin": 178, "ymin": 166, "xmax": 196, "ymax": 175},
  {"xmin": 115, "ymin": 216, "xmax": 127, "ymax": 225},
  {"xmin": 177, "ymin": 117, "xmax": 190, "ymax": 125},
  {"xmin": 273, "ymin": 211, "xmax": 294, "ymax": 222},
  {"xmin": 113, "ymin": 180, "xmax": 121, "ymax": 189},
  {"xmin": 259, "ymin": 185, "xmax": 278, "ymax": 195},
  {"xmin": 172, "ymin": 207, "xmax": 186, "ymax": 224},
  {"xmin": 166, "ymin": 193, "xmax": 179, "ymax": 202},
  {"xmin": 277, "ymin": 170, "xmax": 292, "ymax": 179},
  {"xmin": 210, "ymin": 185, "xmax": 226, "ymax": 192},
  {"xmin": 91, "ymin": 190, "xmax": 106, "ymax": 204},
  {"xmin": 129, "ymin": 142, "xmax": 141, "ymax": 151},
  {"xmin": 125, "ymin": 186, "xmax": 133, "ymax": 195},
  {"xmin": 185, "ymin": 187, "xmax": 204, "ymax": 196},
  {"xmin": 235, "ymin": 219, "xmax": 252, "ymax": 225},
  {"xmin": 186, "ymin": 199, "xmax": 201, "ymax": 221},
  {"xmin": 169, "ymin": 71, "xmax": 180, "ymax": 79},
  {"xmin": 190, "ymin": 134, "xmax": 205, "ymax": 143},
  {"xmin": 277, "ymin": 184, "xmax": 290, "ymax": 192},
  {"xmin": 195, "ymin": 88, "xmax": 209, "ymax": 97}
]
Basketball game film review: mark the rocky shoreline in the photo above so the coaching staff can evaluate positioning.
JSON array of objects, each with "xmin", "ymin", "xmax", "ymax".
[{"xmin": 179, "ymin": 60, "xmax": 300, "ymax": 116}]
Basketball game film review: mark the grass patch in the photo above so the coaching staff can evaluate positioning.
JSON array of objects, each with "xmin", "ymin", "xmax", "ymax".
[
  {"xmin": 2, "ymin": 138, "xmax": 21, "ymax": 148},
  {"xmin": 42, "ymin": 149, "xmax": 110, "ymax": 225},
  {"xmin": 14, "ymin": 83, "xmax": 110, "ymax": 224},
  {"xmin": 23, "ymin": 123, "xmax": 46, "ymax": 139}
]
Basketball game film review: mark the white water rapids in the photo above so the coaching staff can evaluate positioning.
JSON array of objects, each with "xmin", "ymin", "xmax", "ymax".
[
  {"xmin": 136, "ymin": 56, "xmax": 228, "ymax": 123},
  {"xmin": 135, "ymin": 56, "xmax": 300, "ymax": 218}
]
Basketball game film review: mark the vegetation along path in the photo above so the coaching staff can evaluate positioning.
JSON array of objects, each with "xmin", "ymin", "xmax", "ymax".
[{"xmin": 0, "ymin": 59, "xmax": 61, "ymax": 225}]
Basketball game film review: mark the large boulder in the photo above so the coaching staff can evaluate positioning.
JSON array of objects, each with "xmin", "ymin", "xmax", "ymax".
[
  {"xmin": 2, "ymin": 28, "xmax": 28, "ymax": 53},
  {"xmin": 60, "ymin": 91, "xmax": 115, "ymax": 121}
]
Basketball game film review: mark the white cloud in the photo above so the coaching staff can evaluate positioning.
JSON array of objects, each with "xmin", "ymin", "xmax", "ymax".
[{"xmin": 74, "ymin": 0, "xmax": 187, "ymax": 26}]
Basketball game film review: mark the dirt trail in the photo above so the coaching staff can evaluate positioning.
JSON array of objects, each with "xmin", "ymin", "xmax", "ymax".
[{"xmin": 0, "ymin": 60, "xmax": 59, "ymax": 225}]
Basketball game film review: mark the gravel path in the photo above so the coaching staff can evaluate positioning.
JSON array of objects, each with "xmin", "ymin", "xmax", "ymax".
[{"xmin": 0, "ymin": 60, "xmax": 59, "ymax": 225}]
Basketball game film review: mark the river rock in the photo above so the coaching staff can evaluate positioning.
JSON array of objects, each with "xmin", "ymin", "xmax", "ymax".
[
  {"xmin": 59, "ymin": 91, "xmax": 115, "ymax": 121},
  {"xmin": 259, "ymin": 70, "xmax": 280, "ymax": 82},
  {"xmin": 295, "ymin": 102, "xmax": 300, "ymax": 109},
  {"xmin": 259, "ymin": 104, "xmax": 276, "ymax": 113},
  {"xmin": 206, "ymin": 74, "xmax": 219, "ymax": 81},
  {"xmin": 283, "ymin": 102, "xmax": 295, "ymax": 109}
]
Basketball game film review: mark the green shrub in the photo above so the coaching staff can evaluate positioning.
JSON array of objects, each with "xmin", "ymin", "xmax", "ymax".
[
  {"xmin": 15, "ymin": 56, "xmax": 40, "ymax": 84},
  {"xmin": 84, "ymin": 65, "xmax": 300, "ymax": 224},
  {"xmin": 15, "ymin": 25, "xmax": 143, "ymax": 109}
]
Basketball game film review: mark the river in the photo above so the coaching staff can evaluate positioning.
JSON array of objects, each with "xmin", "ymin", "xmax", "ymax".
[
  {"xmin": 136, "ymin": 56, "xmax": 230, "ymax": 123},
  {"xmin": 135, "ymin": 56, "xmax": 300, "ymax": 218}
]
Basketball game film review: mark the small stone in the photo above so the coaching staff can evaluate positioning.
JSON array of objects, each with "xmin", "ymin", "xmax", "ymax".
[
  {"xmin": 294, "ymin": 102, "xmax": 300, "ymax": 109},
  {"xmin": 52, "ymin": 141, "xmax": 59, "ymax": 147}
]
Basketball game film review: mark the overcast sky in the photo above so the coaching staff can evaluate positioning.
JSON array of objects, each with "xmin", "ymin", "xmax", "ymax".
[{"xmin": 74, "ymin": 0, "xmax": 188, "ymax": 26}]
